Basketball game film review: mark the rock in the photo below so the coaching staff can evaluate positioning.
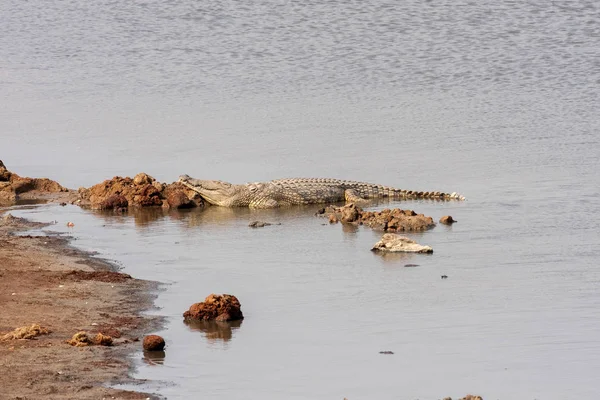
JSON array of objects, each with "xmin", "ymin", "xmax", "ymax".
[
  {"xmin": 371, "ymin": 233, "xmax": 433, "ymax": 253},
  {"xmin": 67, "ymin": 331, "xmax": 112, "ymax": 346},
  {"xmin": 79, "ymin": 176, "xmax": 204, "ymax": 209},
  {"xmin": 143, "ymin": 335, "xmax": 166, "ymax": 351},
  {"xmin": 445, "ymin": 396, "xmax": 483, "ymax": 400},
  {"xmin": 0, "ymin": 160, "xmax": 12, "ymax": 181},
  {"xmin": 339, "ymin": 203, "xmax": 360, "ymax": 223},
  {"xmin": 440, "ymin": 215, "xmax": 456, "ymax": 225},
  {"xmin": 99, "ymin": 194, "xmax": 128, "ymax": 210},
  {"xmin": 92, "ymin": 333, "xmax": 113, "ymax": 346},
  {"xmin": 164, "ymin": 184, "xmax": 196, "ymax": 209},
  {"xmin": 0, "ymin": 160, "xmax": 70, "ymax": 203},
  {"xmin": 248, "ymin": 221, "xmax": 277, "ymax": 228},
  {"xmin": 133, "ymin": 172, "xmax": 154, "ymax": 186},
  {"xmin": 183, "ymin": 294, "xmax": 244, "ymax": 322},
  {"xmin": 379, "ymin": 351, "xmax": 394, "ymax": 354},
  {"xmin": 1, "ymin": 324, "xmax": 50, "ymax": 341},
  {"xmin": 441, "ymin": 275, "xmax": 448, "ymax": 279},
  {"xmin": 324, "ymin": 204, "xmax": 435, "ymax": 232},
  {"xmin": 67, "ymin": 331, "xmax": 92, "ymax": 347}
]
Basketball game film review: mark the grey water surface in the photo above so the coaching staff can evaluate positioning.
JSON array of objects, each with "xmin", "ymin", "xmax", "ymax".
[{"xmin": 2, "ymin": 0, "xmax": 600, "ymax": 399}]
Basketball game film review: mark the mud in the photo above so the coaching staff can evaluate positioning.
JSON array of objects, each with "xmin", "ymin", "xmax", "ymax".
[{"xmin": 0, "ymin": 211, "xmax": 162, "ymax": 400}]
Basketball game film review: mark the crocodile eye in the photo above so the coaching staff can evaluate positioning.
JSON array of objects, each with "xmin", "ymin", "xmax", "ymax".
[{"xmin": 249, "ymin": 185, "xmax": 258, "ymax": 192}]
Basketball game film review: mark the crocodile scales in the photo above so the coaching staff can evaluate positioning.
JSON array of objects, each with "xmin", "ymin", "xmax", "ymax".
[{"xmin": 178, "ymin": 175, "xmax": 465, "ymax": 208}]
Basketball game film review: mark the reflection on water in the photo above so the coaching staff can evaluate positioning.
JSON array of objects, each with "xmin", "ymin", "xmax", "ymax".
[
  {"xmin": 143, "ymin": 350, "xmax": 166, "ymax": 366},
  {"xmin": 184, "ymin": 320, "xmax": 243, "ymax": 343}
]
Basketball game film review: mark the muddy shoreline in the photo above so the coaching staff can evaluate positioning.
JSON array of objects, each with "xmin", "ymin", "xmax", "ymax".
[{"xmin": 0, "ymin": 210, "xmax": 164, "ymax": 399}]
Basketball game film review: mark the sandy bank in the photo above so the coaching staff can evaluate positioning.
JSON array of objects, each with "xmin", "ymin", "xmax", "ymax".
[{"xmin": 0, "ymin": 213, "xmax": 162, "ymax": 399}]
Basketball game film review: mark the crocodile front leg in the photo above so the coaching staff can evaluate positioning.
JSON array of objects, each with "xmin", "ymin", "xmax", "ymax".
[{"xmin": 345, "ymin": 189, "xmax": 369, "ymax": 204}]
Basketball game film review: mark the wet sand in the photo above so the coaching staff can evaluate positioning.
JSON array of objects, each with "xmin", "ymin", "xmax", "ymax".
[{"xmin": 0, "ymin": 211, "xmax": 162, "ymax": 400}]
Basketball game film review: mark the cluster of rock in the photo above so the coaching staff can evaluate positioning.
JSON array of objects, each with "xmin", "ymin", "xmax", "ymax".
[
  {"xmin": 183, "ymin": 294, "xmax": 244, "ymax": 322},
  {"xmin": 77, "ymin": 172, "xmax": 204, "ymax": 210},
  {"xmin": 322, "ymin": 203, "xmax": 436, "ymax": 232},
  {"xmin": 443, "ymin": 395, "xmax": 483, "ymax": 400},
  {"xmin": 0, "ymin": 160, "xmax": 71, "ymax": 203}
]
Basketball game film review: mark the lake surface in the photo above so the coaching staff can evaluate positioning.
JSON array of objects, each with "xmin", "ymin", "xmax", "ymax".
[{"xmin": 2, "ymin": 0, "xmax": 600, "ymax": 398}]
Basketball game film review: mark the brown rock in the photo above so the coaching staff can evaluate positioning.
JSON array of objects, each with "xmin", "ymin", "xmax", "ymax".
[
  {"xmin": 340, "ymin": 203, "xmax": 361, "ymax": 223},
  {"xmin": 133, "ymin": 172, "xmax": 154, "ymax": 186},
  {"xmin": 143, "ymin": 335, "xmax": 165, "ymax": 351},
  {"xmin": 92, "ymin": 333, "xmax": 113, "ymax": 346},
  {"xmin": 67, "ymin": 331, "xmax": 92, "ymax": 347},
  {"xmin": 324, "ymin": 204, "xmax": 435, "ymax": 232},
  {"xmin": 0, "ymin": 161, "xmax": 69, "ymax": 204},
  {"xmin": 79, "ymin": 174, "xmax": 166, "ymax": 209},
  {"xmin": 183, "ymin": 294, "xmax": 244, "ymax": 322},
  {"xmin": 165, "ymin": 185, "xmax": 196, "ymax": 209},
  {"xmin": 440, "ymin": 215, "xmax": 456, "ymax": 225},
  {"xmin": 1, "ymin": 324, "xmax": 50, "ymax": 341},
  {"xmin": 99, "ymin": 194, "xmax": 128, "ymax": 210}
]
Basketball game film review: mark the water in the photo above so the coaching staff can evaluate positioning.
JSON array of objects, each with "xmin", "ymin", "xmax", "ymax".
[{"xmin": 2, "ymin": 0, "xmax": 600, "ymax": 398}]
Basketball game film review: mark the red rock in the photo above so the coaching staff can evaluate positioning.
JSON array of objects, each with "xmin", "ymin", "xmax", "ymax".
[
  {"xmin": 143, "ymin": 335, "xmax": 165, "ymax": 351},
  {"xmin": 183, "ymin": 294, "xmax": 244, "ymax": 322}
]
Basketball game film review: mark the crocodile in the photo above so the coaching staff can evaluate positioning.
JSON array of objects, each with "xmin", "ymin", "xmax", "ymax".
[{"xmin": 178, "ymin": 175, "xmax": 465, "ymax": 208}]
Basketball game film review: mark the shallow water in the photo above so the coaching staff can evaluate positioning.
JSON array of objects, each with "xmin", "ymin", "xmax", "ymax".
[{"xmin": 3, "ymin": 0, "xmax": 600, "ymax": 398}]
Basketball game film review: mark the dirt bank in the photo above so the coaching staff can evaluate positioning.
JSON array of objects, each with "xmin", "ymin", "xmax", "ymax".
[{"xmin": 0, "ymin": 213, "xmax": 162, "ymax": 400}]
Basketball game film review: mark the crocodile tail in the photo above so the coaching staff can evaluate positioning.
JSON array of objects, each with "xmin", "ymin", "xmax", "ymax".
[{"xmin": 388, "ymin": 188, "xmax": 465, "ymax": 201}]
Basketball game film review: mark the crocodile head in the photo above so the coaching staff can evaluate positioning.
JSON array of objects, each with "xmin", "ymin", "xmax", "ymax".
[{"xmin": 178, "ymin": 175, "xmax": 243, "ymax": 206}]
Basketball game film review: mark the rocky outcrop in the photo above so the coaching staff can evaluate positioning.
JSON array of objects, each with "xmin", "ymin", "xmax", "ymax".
[
  {"xmin": 183, "ymin": 294, "xmax": 244, "ymax": 322},
  {"xmin": 443, "ymin": 396, "xmax": 483, "ymax": 400},
  {"xmin": 323, "ymin": 203, "xmax": 436, "ymax": 232},
  {"xmin": 0, "ymin": 160, "xmax": 72, "ymax": 203},
  {"xmin": 371, "ymin": 233, "xmax": 433, "ymax": 253},
  {"xmin": 78, "ymin": 173, "xmax": 203, "ymax": 210}
]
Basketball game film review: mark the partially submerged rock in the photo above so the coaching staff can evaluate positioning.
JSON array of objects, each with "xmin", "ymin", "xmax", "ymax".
[
  {"xmin": 248, "ymin": 221, "xmax": 280, "ymax": 228},
  {"xmin": 440, "ymin": 215, "xmax": 457, "ymax": 225},
  {"xmin": 143, "ymin": 335, "xmax": 165, "ymax": 351},
  {"xmin": 78, "ymin": 173, "xmax": 203, "ymax": 210},
  {"xmin": 183, "ymin": 294, "xmax": 244, "ymax": 322},
  {"xmin": 443, "ymin": 396, "xmax": 483, "ymax": 400},
  {"xmin": 371, "ymin": 233, "xmax": 433, "ymax": 253},
  {"xmin": 325, "ymin": 203, "xmax": 436, "ymax": 232},
  {"xmin": 1, "ymin": 324, "xmax": 50, "ymax": 341}
]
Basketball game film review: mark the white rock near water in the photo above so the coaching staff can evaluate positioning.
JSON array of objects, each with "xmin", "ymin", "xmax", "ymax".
[{"xmin": 371, "ymin": 233, "xmax": 433, "ymax": 253}]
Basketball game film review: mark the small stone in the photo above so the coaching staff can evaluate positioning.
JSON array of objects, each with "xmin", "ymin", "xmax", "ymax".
[
  {"xmin": 143, "ymin": 335, "xmax": 165, "ymax": 351},
  {"xmin": 93, "ymin": 333, "xmax": 113, "ymax": 346},
  {"xmin": 441, "ymin": 275, "xmax": 448, "ymax": 279},
  {"xmin": 66, "ymin": 222, "xmax": 75, "ymax": 227},
  {"xmin": 133, "ymin": 173, "xmax": 154, "ymax": 186},
  {"xmin": 248, "ymin": 221, "xmax": 272, "ymax": 228},
  {"xmin": 379, "ymin": 351, "xmax": 394, "ymax": 354},
  {"xmin": 439, "ymin": 215, "xmax": 456, "ymax": 225}
]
